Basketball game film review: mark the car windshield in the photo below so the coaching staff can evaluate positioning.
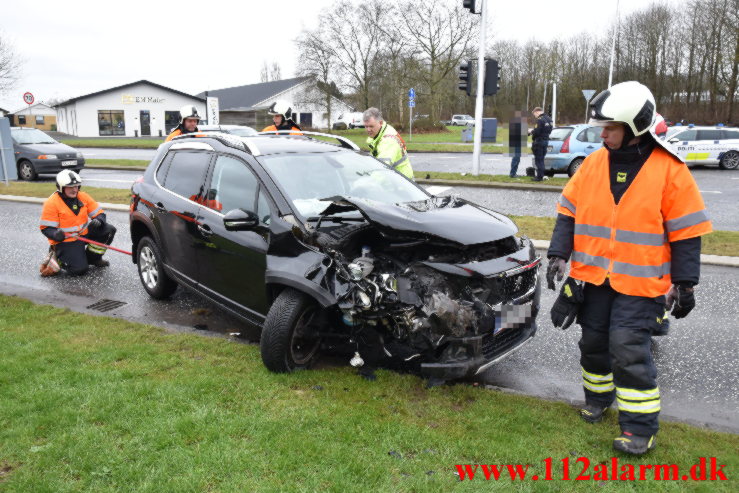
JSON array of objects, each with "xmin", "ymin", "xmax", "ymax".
[
  {"xmin": 549, "ymin": 127, "xmax": 573, "ymax": 141},
  {"xmin": 665, "ymin": 127, "xmax": 684, "ymax": 139},
  {"xmin": 227, "ymin": 127, "xmax": 257, "ymax": 137},
  {"xmin": 11, "ymin": 128, "xmax": 57, "ymax": 144},
  {"xmin": 260, "ymin": 151, "xmax": 429, "ymax": 218}
]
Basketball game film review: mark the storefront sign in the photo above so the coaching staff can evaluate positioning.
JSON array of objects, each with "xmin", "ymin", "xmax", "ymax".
[{"xmin": 122, "ymin": 94, "xmax": 166, "ymax": 104}]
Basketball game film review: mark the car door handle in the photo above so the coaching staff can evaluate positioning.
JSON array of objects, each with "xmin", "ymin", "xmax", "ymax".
[
  {"xmin": 586, "ymin": 146, "xmax": 594, "ymax": 148},
  {"xmin": 197, "ymin": 224, "xmax": 213, "ymax": 237}
]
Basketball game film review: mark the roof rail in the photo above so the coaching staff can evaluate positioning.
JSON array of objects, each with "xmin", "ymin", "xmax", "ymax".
[
  {"xmin": 170, "ymin": 131, "xmax": 254, "ymax": 154},
  {"xmin": 257, "ymin": 130, "xmax": 360, "ymax": 151}
]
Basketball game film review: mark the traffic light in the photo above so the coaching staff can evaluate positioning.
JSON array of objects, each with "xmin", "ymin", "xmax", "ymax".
[
  {"xmin": 458, "ymin": 60, "xmax": 471, "ymax": 95},
  {"xmin": 484, "ymin": 59, "xmax": 500, "ymax": 96},
  {"xmin": 462, "ymin": 0, "xmax": 477, "ymax": 14}
]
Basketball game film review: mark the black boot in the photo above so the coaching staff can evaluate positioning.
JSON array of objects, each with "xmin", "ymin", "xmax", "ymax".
[
  {"xmin": 613, "ymin": 432, "xmax": 656, "ymax": 455},
  {"xmin": 579, "ymin": 403, "xmax": 608, "ymax": 423},
  {"xmin": 92, "ymin": 258, "xmax": 110, "ymax": 267}
]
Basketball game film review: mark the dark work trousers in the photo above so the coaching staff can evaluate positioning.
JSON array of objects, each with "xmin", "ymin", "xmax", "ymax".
[
  {"xmin": 54, "ymin": 223, "xmax": 117, "ymax": 276},
  {"xmin": 532, "ymin": 140, "xmax": 548, "ymax": 179},
  {"xmin": 509, "ymin": 148, "xmax": 522, "ymax": 177},
  {"xmin": 577, "ymin": 281, "xmax": 668, "ymax": 436}
]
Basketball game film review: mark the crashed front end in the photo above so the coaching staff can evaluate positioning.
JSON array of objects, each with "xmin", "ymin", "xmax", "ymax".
[{"xmin": 285, "ymin": 195, "xmax": 541, "ymax": 380}]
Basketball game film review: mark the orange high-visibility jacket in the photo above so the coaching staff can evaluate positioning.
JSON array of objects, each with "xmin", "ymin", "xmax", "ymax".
[
  {"xmin": 556, "ymin": 146, "xmax": 712, "ymax": 298},
  {"xmin": 261, "ymin": 124, "xmax": 302, "ymax": 135},
  {"xmin": 165, "ymin": 128, "xmax": 183, "ymax": 142},
  {"xmin": 39, "ymin": 191, "xmax": 104, "ymax": 245}
]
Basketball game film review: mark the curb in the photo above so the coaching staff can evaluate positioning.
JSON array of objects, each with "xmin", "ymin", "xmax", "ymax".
[
  {"xmin": 1, "ymin": 194, "xmax": 736, "ymax": 267},
  {"xmin": 416, "ymin": 178, "xmax": 563, "ymax": 192}
]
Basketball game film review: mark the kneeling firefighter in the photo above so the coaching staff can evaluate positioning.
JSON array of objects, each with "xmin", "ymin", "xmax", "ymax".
[
  {"xmin": 39, "ymin": 170, "xmax": 117, "ymax": 276},
  {"xmin": 546, "ymin": 81, "xmax": 712, "ymax": 455}
]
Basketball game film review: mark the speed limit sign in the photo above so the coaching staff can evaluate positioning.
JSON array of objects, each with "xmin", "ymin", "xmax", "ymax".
[{"xmin": 23, "ymin": 92, "xmax": 34, "ymax": 105}]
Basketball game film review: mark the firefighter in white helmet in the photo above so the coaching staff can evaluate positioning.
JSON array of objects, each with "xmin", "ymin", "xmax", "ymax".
[
  {"xmin": 39, "ymin": 170, "xmax": 117, "ymax": 276},
  {"xmin": 165, "ymin": 105, "xmax": 201, "ymax": 142},
  {"xmin": 262, "ymin": 100, "xmax": 301, "ymax": 134}
]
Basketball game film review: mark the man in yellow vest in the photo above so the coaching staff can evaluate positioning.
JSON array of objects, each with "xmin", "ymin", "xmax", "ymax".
[
  {"xmin": 546, "ymin": 81, "xmax": 711, "ymax": 455},
  {"xmin": 363, "ymin": 108, "xmax": 413, "ymax": 180}
]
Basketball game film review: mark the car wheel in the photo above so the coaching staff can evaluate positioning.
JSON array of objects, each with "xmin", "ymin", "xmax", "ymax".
[
  {"xmin": 348, "ymin": 124, "xmax": 354, "ymax": 129},
  {"xmin": 260, "ymin": 288, "xmax": 322, "ymax": 373},
  {"xmin": 568, "ymin": 158, "xmax": 584, "ymax": 177},
  {"xmin": 719, "ymin": 150, "xmax": 739, "ymax": 170},
  {"xmin": 17, "ymin": 160, "xmax": 37, "ymax": 181},
  {"xmin": 136, "ymin": 236, "xmax": 177, "ymax": 299}
]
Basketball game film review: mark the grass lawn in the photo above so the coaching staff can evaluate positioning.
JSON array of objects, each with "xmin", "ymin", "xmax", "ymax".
[
  {"xmin": 0, "ymin": 181, "xmax": 131, "ymax": 204},
  {"xmin": 423, "ymin": 172, "xmax": 569, "ymax": 187},
  {"xmin": 0, "ymin": 295, "xmax": 736, "ymax": 492},
  {"xmin": 86, "ymin": 159, "xmax": 149, "ymax": 168}
]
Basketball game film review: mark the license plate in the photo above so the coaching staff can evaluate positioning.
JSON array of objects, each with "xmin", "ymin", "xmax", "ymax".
[{"xmin": 61, "ymin": 160, "xmax": 77, "ymax": 167}]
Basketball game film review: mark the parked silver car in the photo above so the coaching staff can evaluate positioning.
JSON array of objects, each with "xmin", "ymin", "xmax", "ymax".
[{"xmin": 10, "ymin": 128, "xmax": 85, "ymax": 181}]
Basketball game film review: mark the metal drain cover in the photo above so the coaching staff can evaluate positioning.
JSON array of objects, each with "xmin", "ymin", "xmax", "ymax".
[{"xmin": 86, "ymin": 299, "xmax": 127, "ymax": 312}]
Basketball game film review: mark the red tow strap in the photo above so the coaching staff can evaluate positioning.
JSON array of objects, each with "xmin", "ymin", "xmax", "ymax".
[{"xmin": 65, "ymin": 234, "xmax": 132, "ymax": 256}]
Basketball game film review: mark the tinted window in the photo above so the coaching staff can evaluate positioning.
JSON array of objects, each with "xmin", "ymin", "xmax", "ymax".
[
  {"xmin": 722, "ymin": 130, "xmax": 739, "ymax": 140},
  {"xmin": 207, "ymin": 155, "xmax": 259, "ymax": 213},
  {"xmin": 697, "ymin": 130, "xmax": 722, "ymax": 141},
  {"xmin": 162, "ymin": 151, "xmax": 211, "ymax": 201},
  {"xmin": 549, "ymin": 128, "xmax": 573, "ymax": 141},
  {"xmin": 155, "ymin": 155, "xmax": 172, "ymax": 185},
  {"xmin": 575, "ymin": 128, "xmax": 589, "ymax": 142},
  {"xmin": 256, "ymin": 189, "xmax": 271, "ymax": 225},
  {"xmin": 585, "ymin": 127, "xmax": 603, "ymax": 143},
  {"xmin": 673, "ymin": 130, "xmax": 697, "ymax": 141}
]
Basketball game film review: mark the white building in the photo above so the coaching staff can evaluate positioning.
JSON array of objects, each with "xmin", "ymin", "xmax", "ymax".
[
  {"xmin": 55, "ymin": 80, "xmax": 205, "ymax": 137},
  {"xmin": 198, "ymin": 77, "xmax": 354, "ymax": 130}
]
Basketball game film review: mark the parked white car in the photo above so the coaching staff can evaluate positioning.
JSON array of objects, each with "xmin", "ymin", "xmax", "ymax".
[
  {"xmin": 332, "ymin": 112, "xmax": 365, "ymax": 130},
  {"xmin": 450, "ymin": 114, "xmax": 475, "ymax": 126},
  {"xmin": 665, "ymin": 125, "xmax": 739, "ymax": 170}
]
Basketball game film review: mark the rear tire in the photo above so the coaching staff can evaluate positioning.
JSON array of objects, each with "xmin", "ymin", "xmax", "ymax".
[
  {"xmin": 136, "ymin": 236, "xmax": 177, "ymax": 299},
  {"xmin": 719, "ymin": 150, "xmax": 739, "ymax": 170},
  {"xmin": 568, "ymin": 158, "xmax": 584, "ymax": 177},
  {"xmin": 260, "ymin": 288, "xmax": 322, "ymax": 373},
  {"xmin": 18, "ymin": 160, "xmax": 37, "ymax": 181}
]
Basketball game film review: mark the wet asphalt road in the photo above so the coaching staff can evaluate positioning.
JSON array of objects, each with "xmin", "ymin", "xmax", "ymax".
[{"xmin": 1, "ymin": 201, "xmax": 737, "ymax": 432}]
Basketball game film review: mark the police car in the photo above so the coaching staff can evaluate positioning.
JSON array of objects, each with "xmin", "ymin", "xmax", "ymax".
[{"xmin": 664, "ymin": 125, "xmax": 739, "ymax": 170}]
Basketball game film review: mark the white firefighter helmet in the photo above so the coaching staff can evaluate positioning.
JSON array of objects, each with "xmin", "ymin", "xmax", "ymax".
[
  {"xmin": 588, "ymin": 81, "xmax": 656, "ymax": 137},
  {"xmin": 179, "ymin": 104, "xmax": 201, "ymax": 124},
  {"xmin": 56, "ymin": 170, "xmax": 82, "ymax": 193},
  {"xmin": 267, "ymin": 100, "xmax": 292, "ymax": 120}
]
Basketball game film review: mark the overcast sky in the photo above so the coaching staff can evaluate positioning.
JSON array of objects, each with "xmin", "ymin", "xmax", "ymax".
[{"xmin": 0, "ymin": 0, "xmax": 687, "ymax": 112}]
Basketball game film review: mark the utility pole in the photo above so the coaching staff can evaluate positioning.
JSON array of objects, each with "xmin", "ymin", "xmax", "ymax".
[
  {"xmin": 552, "ymin": 82, "xmax": 557, "ymax": 127},
  {"xmin": 608, "ymin": 0, "xmax": 620, "ymax": 88},
  {"xmin": 471, "ymin": 0, "xmax": 487, "ymax": 176}
]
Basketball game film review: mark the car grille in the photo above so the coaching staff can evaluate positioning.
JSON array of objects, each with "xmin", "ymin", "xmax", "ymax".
[
  {"xmin": 481, "ymin": 326, "xmax": 526, "ymax": 359},
  {"xmin": 501, "ymin": 268, "xmax": 538, "ymax": 299}
]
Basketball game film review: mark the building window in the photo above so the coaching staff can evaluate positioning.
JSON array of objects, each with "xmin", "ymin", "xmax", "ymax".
[
  {"xmin": 98, "ymin": 110, "xmax": 125, "ymax": 136},
  {"xmin": 36, "ymin": 115, "xmax": 45, "ymax": 125},
  {"xmin": 165, "ymin": 111, "xmax": 180, "ymax": 134},
  {"xmin": 18, "ymin": 115, "xmax": 26, "ymax": 125}
]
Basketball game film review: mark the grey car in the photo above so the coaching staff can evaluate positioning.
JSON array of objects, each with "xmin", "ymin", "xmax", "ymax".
[{"xmin": 10, "ymin": 127, "xmax": 85, "ymax": 181}]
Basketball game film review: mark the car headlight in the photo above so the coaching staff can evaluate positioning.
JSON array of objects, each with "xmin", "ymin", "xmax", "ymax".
[
  {"xmin": 76, "ymin": 152, "xmax": 83, "ymax": 159},
  {"xmin": 37, "ymin": 154, "xmax": 58, "ymax": 160}
]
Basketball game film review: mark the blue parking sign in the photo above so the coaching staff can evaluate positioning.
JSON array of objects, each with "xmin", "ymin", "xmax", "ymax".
[
  {"xmin": 408, "ymin": 100, "xmax": 415, "ymax": 108},
  {"xmin": 408, "ymin": 88, "xmax": 415, "ymax": 99}
]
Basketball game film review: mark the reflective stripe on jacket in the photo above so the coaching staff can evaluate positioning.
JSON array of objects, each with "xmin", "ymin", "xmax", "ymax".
[
  {"xmin": 556, "ymin": 146, "xmax": 712, "ymax": 297},
  {"xmin": 366, "ymin": 122, "xmax": 414, "ymax": 179},
  {"xmin": 39, "ymin": 191, "xmax": 104, "ymax": 245}
]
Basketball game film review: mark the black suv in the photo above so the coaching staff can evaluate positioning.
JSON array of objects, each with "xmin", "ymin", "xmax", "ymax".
[{"xmin": 129, "ymin": 132, "xmax": 541, "ymax": 382}]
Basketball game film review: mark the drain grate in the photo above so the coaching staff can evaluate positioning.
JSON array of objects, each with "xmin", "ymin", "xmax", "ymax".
[{"xmin": 86, "ymin": 299, "xmax": 127, "ymax": 312}]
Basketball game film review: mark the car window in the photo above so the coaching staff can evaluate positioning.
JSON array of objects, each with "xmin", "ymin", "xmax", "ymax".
[
  {"xmin": 721, "ymin": 130, "xmax": 739, "ymax": 140},
  {"xmin": 575, "ymin": 128, "xmax": 589, "ymax": 142},
  {"xmin": 697, "ymin": 130, "xmax": 722, "ymax": 141},
  {"xmin": 585, "ymin": 127, "xmax": 603, "ymax": 143},
  {"xmin": 207, "ymin": 155, "xmax": 259, "ymax": 214},
  {"xmin": 10, "ymin": 128, "xmax": 57, "ymax": 144},
  {"xmin": 162, "ymin": 151, "xmax": 211, "ymax": 201},
  {"xmin": 549, "ymin": 128, "xmax": 573, "ymax": 141},
  {"xmin": 673, "ymin": 130, "xmax": 697, "ymax": 141},
  {"xmin": 256, "ymin": 189, "xmax": 271, "ymax": 225}
]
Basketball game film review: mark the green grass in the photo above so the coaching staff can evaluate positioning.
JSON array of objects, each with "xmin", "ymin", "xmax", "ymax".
[
  {"xmin": 423, "ymin": 172, "xmax": 569, "ymax": 187},
  {"xmin": 0, "ymin": 181, "xmax": 131, "ymax": 204},
  {"xmin": 86, "ymin": 159, "xmax": 149, "ymax": 168},
  {"xmin": 0, "ymin": 295, "xmax": 736, "ymax": 492},
  {"xmin": 60, "ymin": 138, "xmax": 163, "ymax": 149}
]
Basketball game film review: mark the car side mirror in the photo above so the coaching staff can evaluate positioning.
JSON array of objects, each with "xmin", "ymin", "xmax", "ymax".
[
  {"xmin": 223, "ymin": 208, "xmax": 259, "ymax": 231},
  {"xmin": 668, "ymin": 138, "xmax": 679, "ymax": 144}
]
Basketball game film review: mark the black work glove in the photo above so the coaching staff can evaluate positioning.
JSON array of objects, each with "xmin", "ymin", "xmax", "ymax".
[
  {"xmin": 666, "ymin": 284, "xmax": 695, "ymax": 319},
  {"xmin": 52, "ymin": 229, "xmax": 66, "ymax": 242},
  {"xmin": 546, "ymin": 257, "xmax": 567, "ymax": 291},
  {"xmin": 88, "ymin": 218, "xmax": 103, "ymax": 231},
  {"xmin": 551, "ymin": 277, "xmax": 584, "ymax": 330}
]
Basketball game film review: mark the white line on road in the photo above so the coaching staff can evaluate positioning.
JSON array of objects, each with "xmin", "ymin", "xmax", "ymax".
[{"xmin": 700, "ymin": 190, "xmax": 722, "ymax": 194}]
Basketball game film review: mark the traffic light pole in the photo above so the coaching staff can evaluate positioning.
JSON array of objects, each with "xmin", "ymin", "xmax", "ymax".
[{"xmin": 471, "ymin": 0, "xmax": 487, "ymax": 176}]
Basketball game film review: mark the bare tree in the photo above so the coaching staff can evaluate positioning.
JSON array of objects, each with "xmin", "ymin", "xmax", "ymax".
[
  {"xmin": 260, "ymin": 61, "xmax": 270, "ymax": 83},
  {"xmin": 270, "ymin": 62, "xmax": 282, "ymax": 81},
  {"xmin": 296, "ymin": 25, "xmax": 339, "ymax": 128},
  {"xmin": 0, "ymin": 34, "xmax": 21, "ymax": 95}
]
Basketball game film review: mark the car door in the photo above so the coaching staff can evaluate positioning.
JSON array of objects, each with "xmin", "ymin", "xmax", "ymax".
[
  {"xmin": 668, "ymin": 129, "xmax": 698, "ymax": 164},
  {"xmin": 153, "ymin": 149, "xmax": 213, "ymax": 284},
  {"xmin": 195, "ymin": 154, "xmax": 271, "ymax": 316},
  {"xmin": 695, "ymin": 129, "xmax": 723, "ymax": 164}
]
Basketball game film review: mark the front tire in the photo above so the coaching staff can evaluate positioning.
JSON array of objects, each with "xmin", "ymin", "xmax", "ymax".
[
  {"xmin": 719, "ymin": 150, "xmax": 739, "ymax": 170},
  {"xmin": 136, "ymin": 236, "xmax": 177, "ymax": 299},
  {"xmin": 568, "ymin": 158, "xmax": 584, "ymax": 177},
  {"xmin": 260, "ymin": 288, "xmax": 322, "ymax": 373},
  {"xmin": 18, "ymin": 160, "xmax": 37, "ymax": 181}
]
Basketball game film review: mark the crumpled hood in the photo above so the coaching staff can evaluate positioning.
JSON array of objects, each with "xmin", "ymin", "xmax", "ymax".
[{"xmin": 319, "ymin": 195, "xmax": 518, "ymax": 246}]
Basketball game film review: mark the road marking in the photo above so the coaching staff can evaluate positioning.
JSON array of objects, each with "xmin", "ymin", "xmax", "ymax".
[{"xmin": 699, "ymin": 190, "xmax": 722, "ymax": 194}]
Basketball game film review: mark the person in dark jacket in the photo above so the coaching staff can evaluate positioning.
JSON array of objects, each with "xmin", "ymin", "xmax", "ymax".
[
  {"xmin": 530, "ymin": 107, "xmax": 552, "ymax": 181},
  {"xmin": 508, "ymin": 111, "xmax": 527, "ymax": 177}
]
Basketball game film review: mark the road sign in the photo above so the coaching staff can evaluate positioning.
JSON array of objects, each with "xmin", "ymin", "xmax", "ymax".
[
  {"xmin": 582, "ymin": 89, "xmax": 596, "ymax": 101},
  {"xmin": 23, "ymin": 92, "xmax": 34, "ymax": 105},
  {"xmin": 408, "ymin": 88, "xmax": 415, "ymax": 99},
  {"xmin": 408, "ymin": 100, "xmax": 415, "ymax": 108},
  {"xmin": 207, "ymin": 97, "xmax": 220, "ymax": 125}
]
